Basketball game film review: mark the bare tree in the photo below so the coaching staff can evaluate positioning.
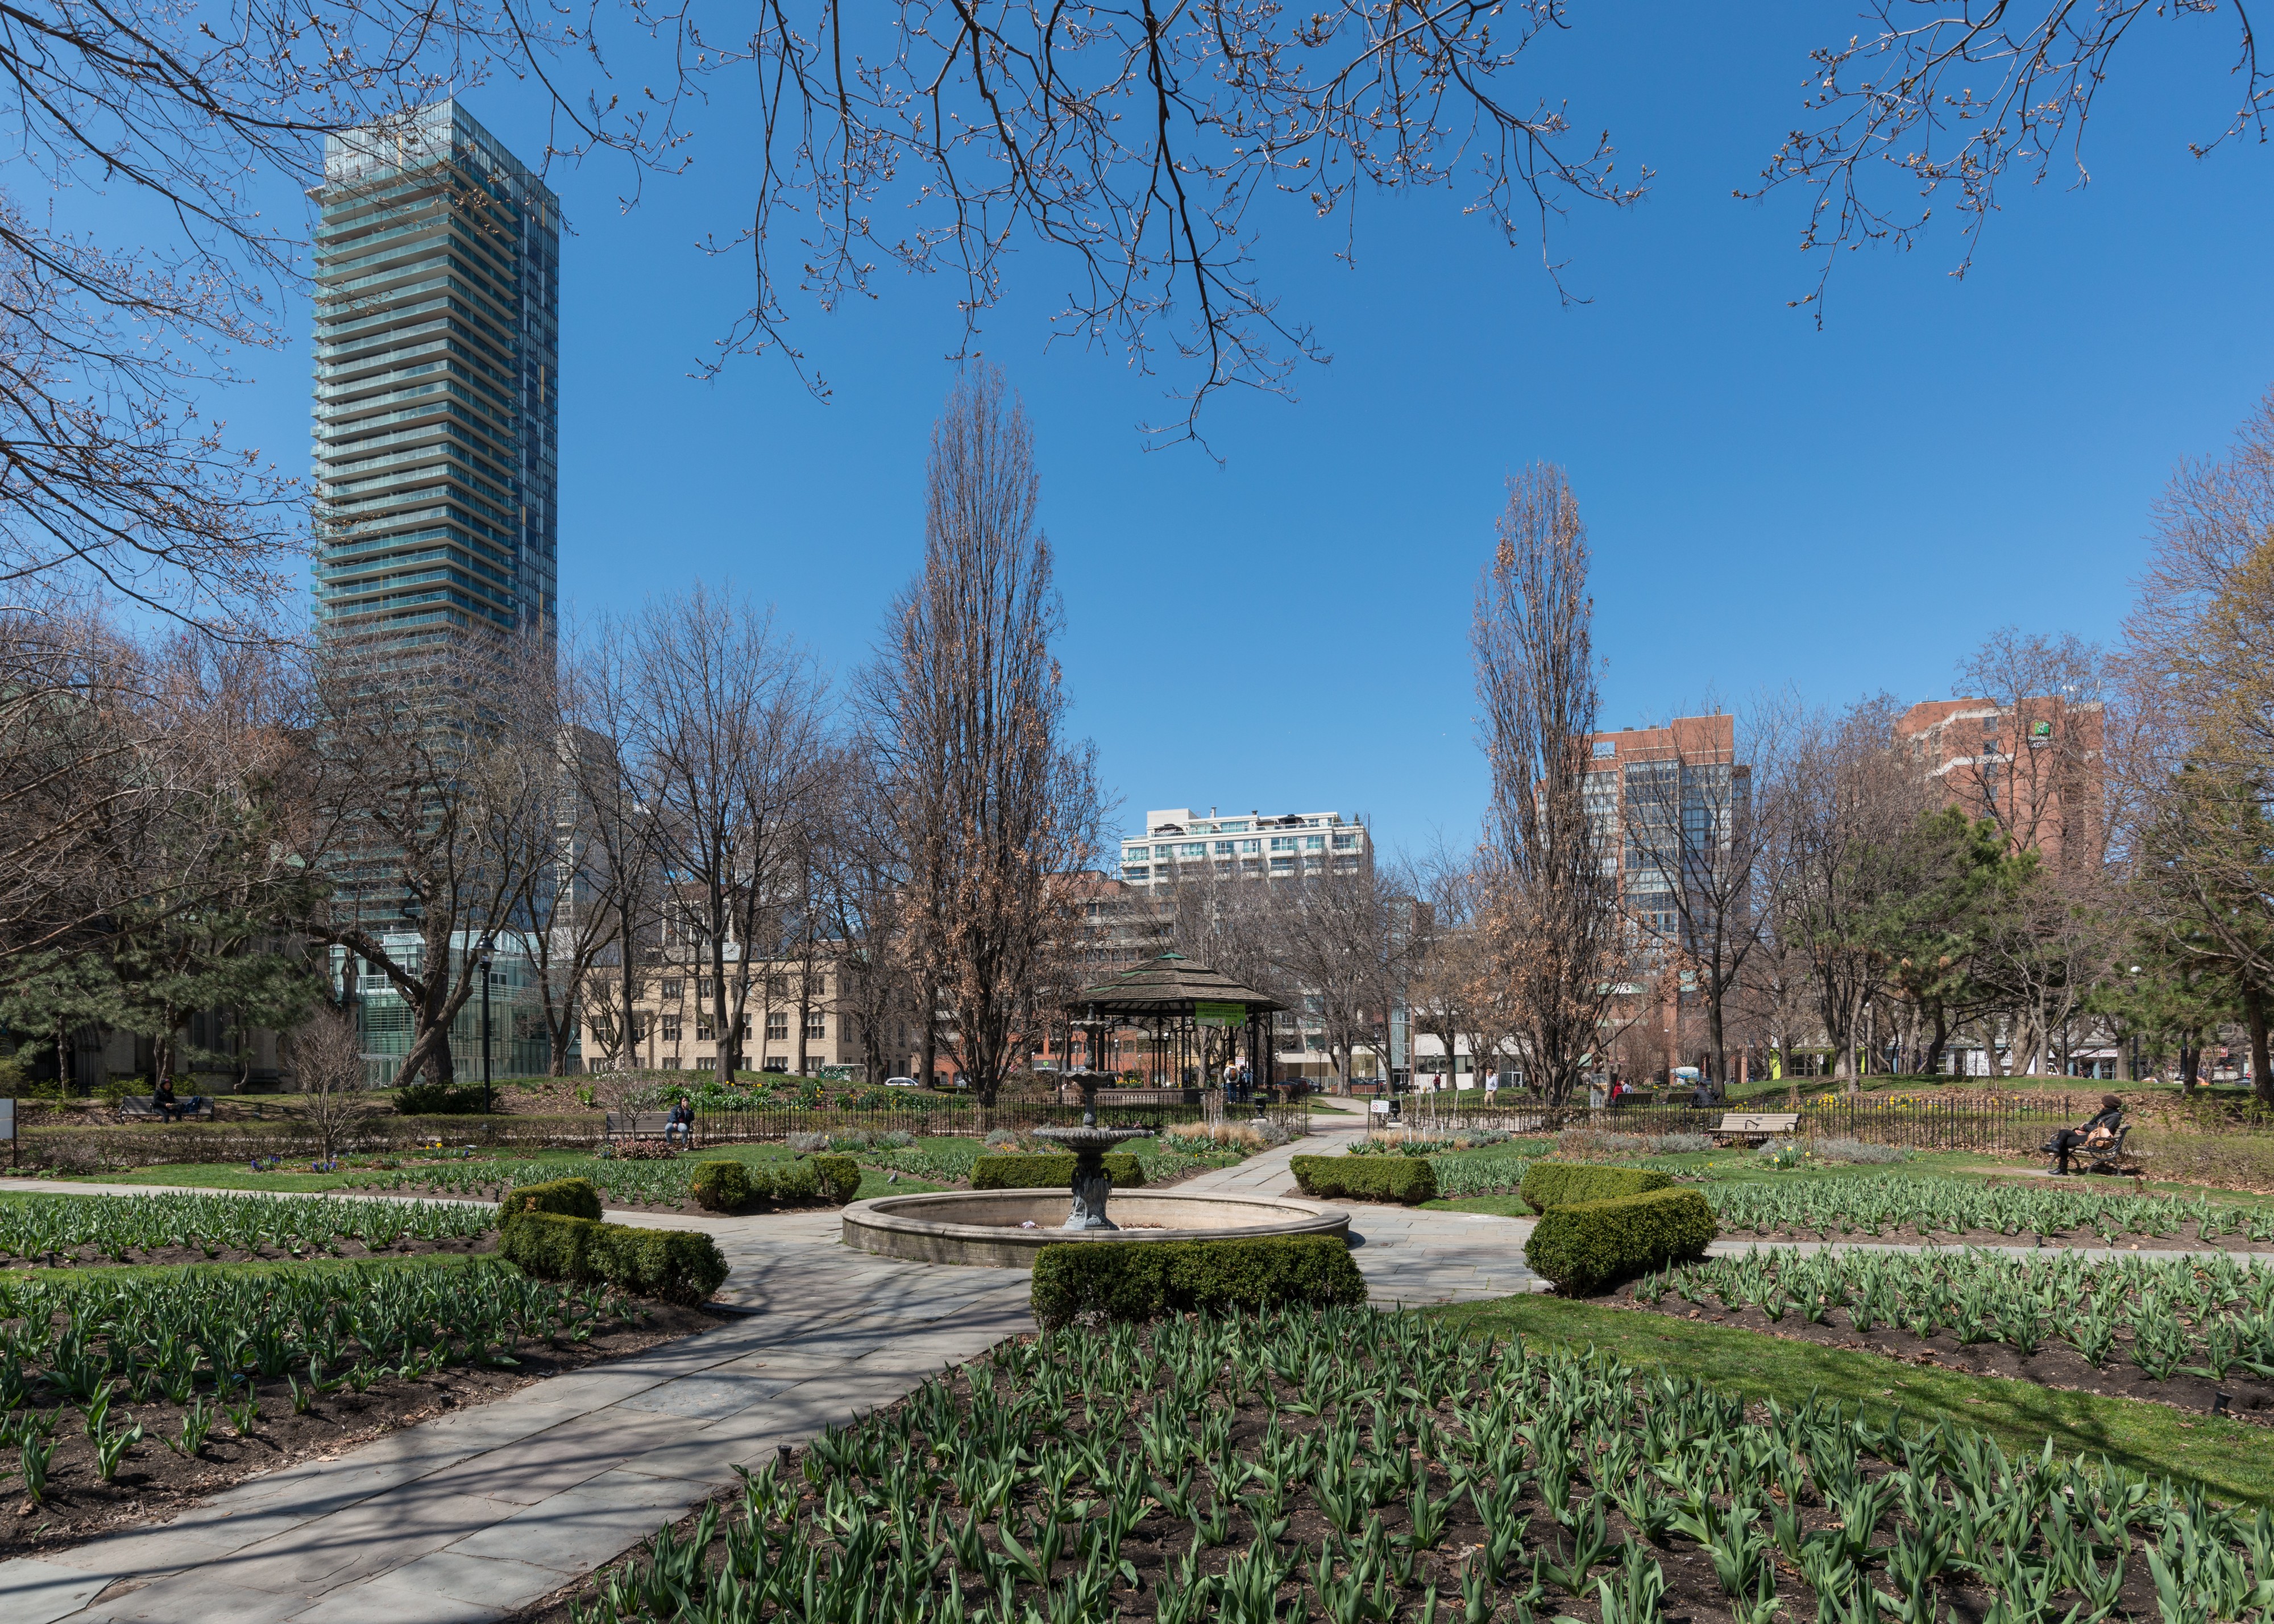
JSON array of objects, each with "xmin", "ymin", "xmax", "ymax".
[
  {"xmin": 561, "ymin": 617, "xmax": 666, "ymax": 1073},
  {"xmin": 629, "ymin": 585, "xmax": 831, "ymax": 1082},
  {"xmin": 1471, "ymin": 464, "xmax": 1623, "ymax": 1104},
  {"xmin": 864, "ymin": 367, "xmax": 1103, "ymax": 1106},
  {"xmin": 297, "ymin": 634, "xmax": 558, "ymax": 1088},
  {"xmin": 288, "ymin": 1009, "xmax": 376, "ymax": 1164},
  {"xmin": 1771, "ymin": 696, "xmax": 1933, "ymax": 1087},
  {"xmin": 1756, "ymin": 3, "xmax": 2274, "ymax": 311},
  {"xmin": 1259, "ymin": 864, "xmax": 1406, "ymax": 1094},
  {"xmin": 1616, "ymin": 703, "xmax": 1792, "ymax": 1089},
  {"xmin": 0, "ymin": 1, "xmax": 544, "ymax": 629}
]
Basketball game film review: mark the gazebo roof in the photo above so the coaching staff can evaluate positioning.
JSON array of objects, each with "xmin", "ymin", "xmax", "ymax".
[{"xmin": 1068, "ymin": 952, "xmax": 1284, "ymax": 1016}]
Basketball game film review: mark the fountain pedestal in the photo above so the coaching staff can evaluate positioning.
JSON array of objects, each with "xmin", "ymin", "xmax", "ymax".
[{"xmin": 1031, "ymin": 1069, "xmax": 1153, "ymax": 1231}]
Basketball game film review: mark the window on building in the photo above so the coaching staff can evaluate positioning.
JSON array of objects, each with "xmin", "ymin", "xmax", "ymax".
[
  {"xmin": 1301, "ymin": 834, "xmax": 1325, "ymax": 850},
  {"xmin": 766, "ymin": 1011, "xmax": 789, "ymax": 1040},
  {"xmin": 661, "ymin": 1056, "xmax": 682, "ymax": 1070},
  {"xmin": 763, "ymin": 1057, "xmax": 789, "ymax": 1073},
  {"xmin": 1270, "ymin": 856, "xmax": 1295, "ymax": 873},
  {"xmin": 805, "ymin": 1012, "xmax": 826, "ymax": 1039},
  {"xmin": 696, "ymin": 1015, "xmax": 715, "ymax": 1042},
  {"xmin": 1179, "ymin": 842, "xmax": 1206, "ymax": 857},
  {"xmin": 1334, "ymin": 856, "xmax": 1359, "ymax": 871},
  {"xmin": 1123, "ymin": 863, "xmax": 1149, "ymax": 880},
  {"xmin": 1331, "ymin": 833, "xmax": 1356, "ymax": 849},
  {"xmin": 1240, "ymin": 838, "xmax": 1261, "ymax": 853},
  {"xmin": 661, "ymin": 1014, "xmax": 682, "ymax": 1043},
  {"xmin": 1215, "ymin": 840, "xmax": 1236, "ymax": 854},
  {"xmin": 694, "ymin": 1056, "xmax": 715, "ymax": 1071},
  {"xmin": 661, "ymin": 978, "xmax": 683, "ymax": 1000},
  {"xmin": 1269, "ymin": 836, "xmax": 1296, "ymax": 852}
]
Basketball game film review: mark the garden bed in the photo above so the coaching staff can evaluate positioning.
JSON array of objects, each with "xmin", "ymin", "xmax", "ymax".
[
  {"xmin": 0, "ymin": 1190, "xmax": 496, "ymax": 1269},
  {"xmin": 0, "ymin": 1257, "xmax": 728, "ymax": 1561},
  {"xmin": 500, "ymin": 1305, "xmax": 2256, "ymax": 1624},
  {"xmin": 1614, "ymin": 1291, "xmax": 2274, "ymax": 1420},
  {"xmin": 1626, "ymin": 1245, "xmax": 2274, "ymax": 1423}
]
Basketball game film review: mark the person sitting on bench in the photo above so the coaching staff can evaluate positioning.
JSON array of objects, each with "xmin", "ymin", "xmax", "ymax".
[
  {"xmin": 152, "ymin": 1077, "xmax": 180, "ymax": 1122},
  {"xmin": 2048, "ymin": 1094, "xmax": 2123, "ymax": 1176},
  {"xmin": 663, "ymin": 1095, "xmax": 695, "ymax": 1145}
]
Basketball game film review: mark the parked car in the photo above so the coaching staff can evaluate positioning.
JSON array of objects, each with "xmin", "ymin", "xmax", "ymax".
[{"xmin": 884, "ymin": 1075, "xmax": 921, "ymax": 1088}]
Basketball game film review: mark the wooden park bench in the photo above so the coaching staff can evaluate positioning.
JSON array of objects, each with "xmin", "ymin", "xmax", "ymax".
[
  {"xmin": 2079, "ymin": 1124, "xmax": 2140, "ymax": 1176},
  {"xmin": 115, "ymin": 1094, "xmax": 214, "ymax": 1124},
  {"xmin": 1713, "ymin": 1111, "xmax": 1800, "ymax": 1147},
  {"xmin": 604, "ymin": 1110, "xmax": 691, "ymax": 1145}
]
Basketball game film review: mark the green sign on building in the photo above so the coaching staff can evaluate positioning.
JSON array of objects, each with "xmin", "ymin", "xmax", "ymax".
[{"xmin": 1194, "ymin": 1001, "xmax": 1245, "ymax": 1027}]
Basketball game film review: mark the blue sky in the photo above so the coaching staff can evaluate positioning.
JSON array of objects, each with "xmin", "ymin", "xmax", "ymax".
[{"xmin": 181, "ymin": 4, "xmax": 2273, "ymax": 862}]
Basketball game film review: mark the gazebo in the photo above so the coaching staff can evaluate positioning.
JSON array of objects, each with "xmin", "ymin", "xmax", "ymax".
[{"xmin": 1064, "ymin": 953, "xmax": 1285, "ymax": 1098}]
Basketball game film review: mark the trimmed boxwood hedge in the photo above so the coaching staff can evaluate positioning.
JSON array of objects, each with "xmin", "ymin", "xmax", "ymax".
[
  {"xmin": 690, "ymin": 1154, "xmax": 861, "ymax": 1213},
  {"xmin": 1289, "ymin": 1154, "xmax": 1437, "ymax": 1204},
  {"xmin": 499, "ymin": 1176, "xmax": 604, "ymax": 1224},
  {"xmin": 971, "ymin": 1152, "xmax": 1144, "ymax": 1191},
  {"xmin": 1522, "ymin": 1186, "xmax": 1716, "ymax": 1296},
  {"xmin": 1518, "ymin": 1161, "xmax": 1674, "ymax": 1215},
  {"xmin": 499, "ymin": 1210, "xmax": 730, "ymax": 1304},
  {"xmin": 1030, "ymin": 1235, "xmax": 1366, "ymax": 1328}
]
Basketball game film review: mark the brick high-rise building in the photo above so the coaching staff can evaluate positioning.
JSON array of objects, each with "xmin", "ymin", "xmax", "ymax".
[{"xmin": 1895, "ymin": 695, "xmax": 2105, "ymax": 867}]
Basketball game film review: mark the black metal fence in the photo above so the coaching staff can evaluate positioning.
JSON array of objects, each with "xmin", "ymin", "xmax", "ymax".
[
  {"xmin": 1369, "ymin": 1095, "xmax": 2078, "ymax": 1154},
  {"xmin": 11, "ymin": 1093, "xmax": 1316, "ymax": 1174}
]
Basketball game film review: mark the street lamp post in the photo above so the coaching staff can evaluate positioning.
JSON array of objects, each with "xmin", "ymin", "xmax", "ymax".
[{"xmin": 480, "ymin": 948, "xmax": 495, "ymax": 1115}]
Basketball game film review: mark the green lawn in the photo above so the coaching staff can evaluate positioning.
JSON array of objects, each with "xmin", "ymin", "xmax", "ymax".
[{"xmin": 1428, "ymin": 1294, "xmax": 2274, "ymax": 1505}]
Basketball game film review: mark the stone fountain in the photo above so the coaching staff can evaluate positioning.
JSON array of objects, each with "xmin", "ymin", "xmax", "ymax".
[{"xmin": 1029, "ymin": 1069, "xmax": 1153, "ymax": 1230}]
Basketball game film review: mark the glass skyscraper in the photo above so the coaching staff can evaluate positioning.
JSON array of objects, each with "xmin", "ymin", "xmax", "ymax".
[{"xmin": 312, "ymin": 101, "xmax": 559, "ymax": 642}]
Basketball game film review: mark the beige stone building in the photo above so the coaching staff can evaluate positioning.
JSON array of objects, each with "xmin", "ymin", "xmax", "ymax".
[{"xmin": 583, "ymin": 953, "xmax": 860, "ymax": 1077}]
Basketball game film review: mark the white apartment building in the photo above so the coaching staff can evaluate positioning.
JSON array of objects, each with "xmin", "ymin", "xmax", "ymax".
[{"xmin": 1118, "ymin": 807, "xmax": 1372, "ymax": 890}]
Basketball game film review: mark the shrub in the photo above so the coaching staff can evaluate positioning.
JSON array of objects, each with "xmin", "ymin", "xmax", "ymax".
[
  {"xmin": 1519, "ymin": 1161, "xmax": 1674, "ymax": 1215},
  {"xmin": 1031, "ymin": 1235, "xmax": 1366, "ymax": 1328},
  {"xmin": 1810, "ymin": 1136, "xmax": 1908, "ymax": 1165},
  {"xmin": 500, "ymin": 1211, "xmax": 729, "ymax": 1304},
  {"xmin": 808, "ymin": 1154, "xmax": 862, "ymax": 1203},
  {"xmin": 500, "ymin": 1177, "xmax": 605, "ymax": 1226},
  {"xmin": 1524, "ymin": 1187, "xmax": 1716, "ymax": 1295},
  {"xmin": 395, "ymin": 1081, "xmax": 491, "ymax": 1115},
  {"xmin": 972, "ymin": 1153, "xmax": 1144, "ymax": 1190},
  {"xmin": 690, "ymin": 1160, "xmax": 752, "ymax": 1212},
  {"xmin": 690, "ymin": 1154, "xmax": 860, "ymax": 1212},
  {"xmin": 786, "ymin": 1130, "xmax": 831, "ymax": 1153},
  {"xmin": 984, "ymin": 1128, "xmax": 1021, "ymax": 1148},
  {"xmin": 1289, "ymin": 1156, "xmax": 1437, "ymax": 1204}
]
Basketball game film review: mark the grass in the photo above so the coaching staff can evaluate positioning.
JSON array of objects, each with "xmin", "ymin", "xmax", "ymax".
[{"xmin": 1426, "ymin": 1293, "xmax": 2274, "ymax": 1505}]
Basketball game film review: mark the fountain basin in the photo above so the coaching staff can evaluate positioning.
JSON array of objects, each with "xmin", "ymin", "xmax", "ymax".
[{"xmin": 841, "ymin": 1190, "xmax": 1350, "ymax": 1266}]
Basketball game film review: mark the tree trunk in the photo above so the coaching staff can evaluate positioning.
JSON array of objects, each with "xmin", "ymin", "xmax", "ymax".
[
  {"xmin": 1922, "ymin": 1003, "xmax": 1950, "ymax": 1079},
  {"xmin": 2243, "ymin": 981, "xmax": 2273, "ymax": 1105},
  {"xmin": 920, "ymin": 986, "xmax": 936, "ymax": 1091}
]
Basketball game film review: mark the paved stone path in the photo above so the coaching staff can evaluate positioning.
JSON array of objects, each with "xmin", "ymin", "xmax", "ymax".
[{"xmin": 1181, "ymin": 1120, "xmax": 1544, "ymax": 1304}]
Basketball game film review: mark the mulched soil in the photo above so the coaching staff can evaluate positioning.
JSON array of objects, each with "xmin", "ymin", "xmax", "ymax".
[
  {"xmin": 1614, "ymin": 1290, "xmax": 2274, "ymax": 1421},
  {"xmin": 1721, "ymin": 1222, "xmax": 2274, "ymax": 1253},
  {"xmin": 493, "ymin": 1334, "xmax": 2166, "ymax": 1624},
  {"xmin": 0, "ymin": 1233, "xmax": 495, "ymax": 1270},
  {"xmin": 0, "ymin": 1300, "xmax": 732, "ymax": 1562}
]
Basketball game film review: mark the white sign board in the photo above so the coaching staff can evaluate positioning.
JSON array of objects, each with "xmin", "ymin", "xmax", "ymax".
[{"xmin": 1370, "ymin": 1099, "xmax": 1391, "ymax": 1115}]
